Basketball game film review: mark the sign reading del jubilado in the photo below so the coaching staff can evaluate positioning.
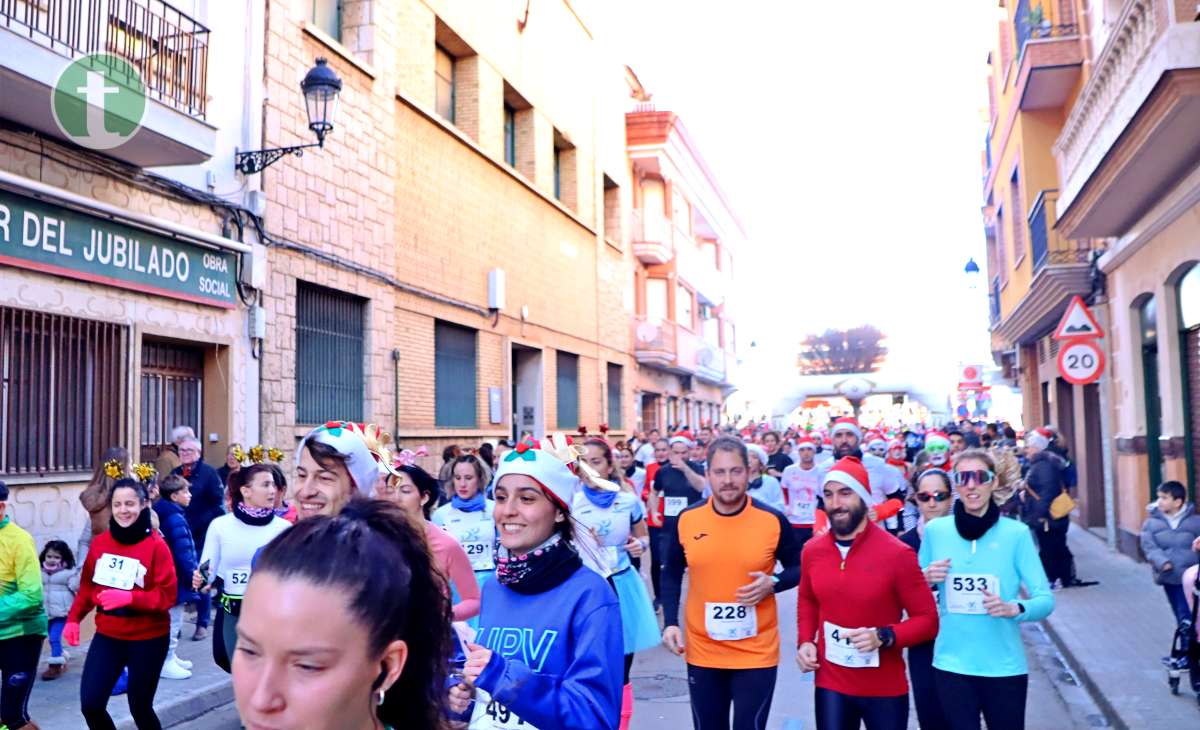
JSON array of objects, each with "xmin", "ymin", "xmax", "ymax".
[{"xmin": 0, "ymin": 188, "xmax": 237, "ymax": 308}]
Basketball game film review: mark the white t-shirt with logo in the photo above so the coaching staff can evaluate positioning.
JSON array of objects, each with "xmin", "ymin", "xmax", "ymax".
[{"xmin": 780, "ymin": 463, "xmax": 826, "ymax": 526}]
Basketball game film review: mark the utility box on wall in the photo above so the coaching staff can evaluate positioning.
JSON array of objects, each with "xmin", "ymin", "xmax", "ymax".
[
  {"xmin": 488, "ymin": 269, "xmax": 506, "ymax": 311},
  {"xmin": 489, "ymin": 387, "xmax": 503, "ymax": 424}
]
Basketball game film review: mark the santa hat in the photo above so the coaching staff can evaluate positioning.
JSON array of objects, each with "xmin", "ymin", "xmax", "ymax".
[
  {"xmin": 887, "ymin": 437, "xmax": 905, "ymax": 451},
  {"xmin": 493, "ymin": 433, "xmax": 618, "ymax": 511},
  {"xmin": 795, "ymin": 437, "xmax": 817, "ymax": 451},
  {"xmin": 925, "ymin": 432, "xmax": 951, "ymax": 451},
  {"xmin": 669, "ymin": 435, "xmax": 694, "ymax": 448},
  {"xmin": 296, "ymin": 421, "xmax": 396, "ymax": 495},
  {"xmin": 830, "ymin": 417, "xmax": 863, "ymax": 440},
  {"xmin": 865, "ymin": 431, "xmax": 887, "ymax": 449},
  {"xmin": 1025, "ymin": 427, "xmax": 1052, "ymax": 452},
  {"xmin": 745, "ymin": 443, "xmax": 769, "ymax": 468},
  {"xmin": 823, "ymin": 456, "xmax": 873, "ymax": 506}
]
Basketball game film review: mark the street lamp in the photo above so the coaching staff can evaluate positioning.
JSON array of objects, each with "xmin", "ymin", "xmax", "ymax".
[
  {"xmin": 964, "ymin": 257, "xmax": 981, "ymax": 290},
  {"xmin": 235, "ymin": 58, "xmax": 343, "ymax": 175}
]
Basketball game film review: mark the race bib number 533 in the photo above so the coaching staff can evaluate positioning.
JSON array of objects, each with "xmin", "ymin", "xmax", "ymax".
[{"xmin": 946, "ymin": 574, "xmax": 999, "ymax": 615}]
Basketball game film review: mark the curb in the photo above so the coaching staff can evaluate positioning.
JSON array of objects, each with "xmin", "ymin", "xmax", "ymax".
[
  {"xmin": 115, "ymin": 676, "xmax": 233, "ymax": 730},
  {"xmin": 1040, "ymin": 615, "xmax": 1128, "ymax": 730}
]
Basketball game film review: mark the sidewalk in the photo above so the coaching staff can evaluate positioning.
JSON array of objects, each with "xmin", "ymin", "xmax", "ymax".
[
  {"xmin": 25, "ymin": 621, "xmax": 232, "ymax": 730},
  {"xmin": 1042, "ymin": 524, "xmax": 1200, "ymax": 729}
]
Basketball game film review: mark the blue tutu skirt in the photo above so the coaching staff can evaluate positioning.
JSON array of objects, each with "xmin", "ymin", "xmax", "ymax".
[
  {"xmin": 611, "ymin": 566, "xmax": 661, "ymax": 654},
  {"xmin": 451, "ymin": 569, "xmax": 494, "ymax": 630}
]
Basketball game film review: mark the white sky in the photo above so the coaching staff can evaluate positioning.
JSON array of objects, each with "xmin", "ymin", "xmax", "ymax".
[{"xmin": 603, "ymin": 0, "xmax": 1002, "ymax": 404}]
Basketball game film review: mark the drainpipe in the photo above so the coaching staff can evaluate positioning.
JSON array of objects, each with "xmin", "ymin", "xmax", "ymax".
[
  {"xmin": 392, "ymin": 349, "xmax": 401, "ymax": 440},
  {"xmin": 1093, "ymin": 295, "xmax": 1117, "ymax": 550}
]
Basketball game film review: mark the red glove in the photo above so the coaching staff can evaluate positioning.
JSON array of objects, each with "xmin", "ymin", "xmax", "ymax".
[
  {"xmin": 63, "ymin": 622, "xmax": 81, "ymax": 647},
  {"xmin": 96, "ymin": 589, "xmax": 134, "ymax": 611}
]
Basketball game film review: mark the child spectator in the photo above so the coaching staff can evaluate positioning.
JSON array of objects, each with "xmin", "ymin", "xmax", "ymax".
[
  {"xmin": 153, "ymin": 474, "xmax": 200, "ymax": 680},
  {"xmin": 40, "ymin": 539, "xmax": 78, "ymax": 680},
  {"xmin": 1141, "ymin": 481, "xmax": 1200, "ymax": 635}
]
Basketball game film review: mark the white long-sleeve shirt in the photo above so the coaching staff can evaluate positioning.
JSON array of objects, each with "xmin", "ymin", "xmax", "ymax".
[{"xmin": 199, "ymin": 512, "xmax": 291, "ymax": 597}]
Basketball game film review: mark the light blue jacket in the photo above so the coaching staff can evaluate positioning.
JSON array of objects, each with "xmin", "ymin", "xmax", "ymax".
[{"xmin": 919, "ymin": 514, "xmax": 1054, "ymax": 677}]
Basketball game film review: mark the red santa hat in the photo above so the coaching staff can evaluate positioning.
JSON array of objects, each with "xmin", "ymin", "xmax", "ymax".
[
  {"xmin": 795, "ymin": 436, "xmax": 817, "ymax": 451},
  {"xmin": 865, "ymin": 431, "xmax": 887, "ymax": 448},
  {"xmin": 823, "ymin": 456, "xmax": 873, "ymax": 505},
  {"xmin": 830, "ymin": 417, "xmax": 863, "ymax": 440},
  {"xmin": 925, "ymin": 431, "xmax": 952, "ymax": 450},
  {"xmin": 887, "ymin": 437, "xmax": 905, "ymax": 450},
  {"xmin": 1025, "ymin": 427, "xmax": 1053, "ymax": 452}
]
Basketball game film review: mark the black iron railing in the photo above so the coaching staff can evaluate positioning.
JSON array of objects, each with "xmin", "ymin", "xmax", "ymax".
[
  {"xmin": 0, "ymin": 0, "xmax": 210, "ymax": 119},
  {"xmin": 1030, "ymin": 192, "xmax": 1051, "ymax": 273},
  {"xmin": 1015, "ymin": 0, "xmax": 1078, "ymax": 56}
]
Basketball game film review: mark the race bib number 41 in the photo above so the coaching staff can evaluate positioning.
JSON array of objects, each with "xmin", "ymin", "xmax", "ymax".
[
  {"xmin": 705, "ymin": 602, "xmax": 757, "ymax": 641},
  {"xmin": 946, "ymin": 574, "xmax": 1000, "ymax": 615},
  {"xmin": 823, "ymin": 621, "xmax": 879, "ymax": 668},
  {"xmin": 93, "ymin": 553, "xmax": 141, "ymax": 590}
]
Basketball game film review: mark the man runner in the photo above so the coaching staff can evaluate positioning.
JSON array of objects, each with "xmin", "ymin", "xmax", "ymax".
[
  {"xmin": 780, "ymin": 436, "xmax": 826, "ymax": 549},
  {"xmin": 829, "ymin": 418, "xmax": 906, "ymax": 530},
  {"xmin": 797, "ymin": 456, "xmax": 938, "ymax": 730},
  {"xmin": 661, "ymin": 436, "xmax": 800, "ymax": 730}
]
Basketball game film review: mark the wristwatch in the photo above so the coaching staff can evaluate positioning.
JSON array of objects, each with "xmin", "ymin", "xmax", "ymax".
[{"xmin": 876, "ymin": 626, "xmax": 896, "ymax": 649}]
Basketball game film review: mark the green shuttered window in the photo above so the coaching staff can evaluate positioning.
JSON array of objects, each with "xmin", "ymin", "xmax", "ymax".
[
  {"xmin": 435, "ymin": 321, "xmax": 477, "ymax": 427},
  {"xmin": 296, "ymin": 282, "xmax": 365, "ymax": 423}
]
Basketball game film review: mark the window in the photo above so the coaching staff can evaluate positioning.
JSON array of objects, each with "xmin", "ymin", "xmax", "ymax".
[
  {"xmin": 676, "ymin": 284, "xmax": 694, "ymax": 328},
  {"xmin": 140, "ymin": 342, "xmax": 203, "ymax": 453},
  {"xmin": 435, "ymin": 45, "xmax": 456, "ymax": 123},
  {"xmin": 504, "ymin": 103, "xmax": 517, "ymax": 167},
  {"xmin": 646, "ymin": 278, "xmax": 668, "ymax": 322},
  {"xmin": 607, "ymin": 363, "xmax": 623, "ymax": 430},
  {"xmin": 0, "ymin": 307, "xmax": 127, "ymax": 475},
  {"xmin": 996, "ymin": 207, "xmax": 1009, "ymax": 285},
  {"xmin": 552, "ymin": 128, "xmax": 576, "ymax": 209},
  {"xmin": 556, "ymin": 351, "xmax": 579, "ymax": 428},
  {"xmin": 1010, "ymin": 169, "xmax": 1025, "ymax": 262},
  {"xmin": 1179, "ymin": 264, "xmax": 1200, "ymax": 330},
  {"xmin": 296, "ymin": 282, "xmax": 365, "ymax": 423},
  {"xmin": 603, "ymin": 174, "xmax": 621, "ymax": 244},
  {"xmin": 311, "ymin": 0, "xmax": 341, "ymax": 39},
  {"xmin": 435, "ymin": 321, "xmax": 477, "ymax": 428},
  {"xmin": 553, "ymin": 146, "xmax": 562, "ymax": 200}
]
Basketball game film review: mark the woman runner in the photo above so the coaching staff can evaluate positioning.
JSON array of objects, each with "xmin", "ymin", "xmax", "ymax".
[{"xmin": 431, "ymin": 454, "xmax": 498, "ymax": 597}]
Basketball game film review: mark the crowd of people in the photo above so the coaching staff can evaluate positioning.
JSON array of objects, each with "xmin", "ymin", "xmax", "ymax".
[{"xmin": 0, "ymin": 414, "xmax": 1195, "ymax": 729}]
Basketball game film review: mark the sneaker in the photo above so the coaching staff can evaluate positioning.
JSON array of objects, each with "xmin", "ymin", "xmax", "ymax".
[
  {"xmin": 111, "ymin": 669, "xmax": 128, "ymax": 696},
  {"xmin": 160, "ymin": 658, "xmax": 192, "ymax": 680},
  {"xmin": 191, "ymin": 626, "xmax": 208, "ymax": 641},
  {"xmin": 41, "ymin": 662, "xmax": 66, "ymax": 681},
  {"xmin": 174, "ymin": 654, "xmax": 193, "ymax": 670}
]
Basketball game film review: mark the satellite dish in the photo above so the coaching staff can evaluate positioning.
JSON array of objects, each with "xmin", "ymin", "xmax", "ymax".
[{"xmin": 636, "ymin": 322, "xmax": 660, "ymax": 343}]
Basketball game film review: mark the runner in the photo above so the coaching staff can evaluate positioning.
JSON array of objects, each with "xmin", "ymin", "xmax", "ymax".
[
  {"xmin": 634, "ymin": 429, "xmax": 661, "ymax": 467},
  {"xmin": 654, "ymin": 435, "xmax": 707, "ymax": 528},
  {"xmin": 642, "ymin": 438, "xmax": 671, "ymax": 605},
  {"xmin": 899, "ymin": 468, "xmax": 954, "ymax": 730},
  {"xmin": 66, "ymin": 477, "xmax": 177, "ymax": 730},
  {"xmin": 796, "ymin": 456, "xmax": 938, "ymax": 730},
  {"xmin": 575, "ymin": 437, "xmax": 660, "ymax": 729},
  {"xmin": 919, "ymin": 449, "xmax": 1054, "ymax": 730},
  {"xmin": 447, "ymin": 437, "xmax": 624, "ymax": 729},
  {"xmin": 193, "ymin": 464, "xmax": 292, "ymax": 673},
  {"xmin": 616, "ymin": 443, "xmax": 647, "ymax": 495},
  {"xmin": 921, "ymin": 432, "xmax": 953, "ymax": 472},
  {"xmin": 660, "ymin": 436, "xmax": 800, "ymax": 730},
  {"xmin": 762, "ymin": 431, "xmax": 792, "ymax": 478},
  {"xmin": 0, "ymin": 480, "xmax": 47, "ymax": 730},
  {"xmin": 432, "ymin": 453, "xmax": 498, "ymax": 597},
  {"xmin": 234, "ymin": 498, "xmax": 453, "ymax": 730},
  {"xmin": 744, "ymin": 443, "xmax": 786, "ymax": 512},
  {"xmin": 780, "ymin": 437, "xmax": 826, "ymax": 549},
  {"xmin": 379, "ymin": 451, "xmax": 481, "ymax": 623},
  {"xmin": 294, "ymin": 421, "xmax": 391, "ymax": 519},
  {"xmin": 865, "ymin": 431, "xmax": 889, "ymax": 459},
  {"xmin": 829, "ymin": 418, "xmax": 906, "ymax": 531}
]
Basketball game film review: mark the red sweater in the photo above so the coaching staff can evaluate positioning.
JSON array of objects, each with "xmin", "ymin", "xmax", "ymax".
[
  {"xmin": 68, "ymin": 529, "xmax": 177, "ymax": 641},
  {"xmin": 797, "ymin": 521, "xmax": 938, "ymax": 697}
]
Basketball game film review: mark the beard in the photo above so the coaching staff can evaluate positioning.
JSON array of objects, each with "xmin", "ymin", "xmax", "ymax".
[
  {"xmin": 834, "ymin": 442, "xmax": 862, "ymax": 459},
  {"xmin": 829, "ymin": 499, "xmax": 869, "ymax": 538}
]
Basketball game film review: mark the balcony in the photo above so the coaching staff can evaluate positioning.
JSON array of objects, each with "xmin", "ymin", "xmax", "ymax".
[
  {"xmin": 1055, "ymin": 0, "xmax": 1200, "ymax": 239},
  {"xmin": 1013, "ymin": 0, "xmax": 1082, "ymax": 111},
  {"xmin": 630, "ymin": 208, "xmax": 672, "ymax": 265},
  {"xmin": 633, "ymin": 316, "xmax": 733, "ymax": 386},
  {"xmin": 0, "ymin": 0, "xmax": 216, "ymax": 167}
]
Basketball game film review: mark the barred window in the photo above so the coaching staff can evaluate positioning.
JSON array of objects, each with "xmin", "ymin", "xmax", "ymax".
[
  {"xmin": 296, "ymin": 282, "xmax": 365, "ymax": 423},
  {"xmin": 435, "ymin": 321, "xmax": 477, "ymax": 428},
  {"xmin": 0, "ymin": 307, "xmax": 127, "ymax": 475},
  {"xmin": 556, "ymin": 351, "xmax": 579, "ymax": 428}
]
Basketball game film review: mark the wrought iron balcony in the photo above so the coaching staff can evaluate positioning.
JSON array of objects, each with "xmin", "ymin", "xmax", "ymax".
[{"xmin": 1014, "ymin": 0, "xmax": 1079, "ymax": 55}]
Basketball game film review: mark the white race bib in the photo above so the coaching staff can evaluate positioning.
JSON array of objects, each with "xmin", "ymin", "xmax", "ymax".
[
  {"xmin": 463, "ymin": 541, "xmax": 496, "ymax": 571},
  {"xmin": 93, "ymin": 553, "xmax": 141, "ymax": 590},
  {"xmin": 482, "ymin": 698, "xmax": 535, "ymax": 729},
  {"xmin": 823, "ymin": 621, "xmax": 879, "ymax": 668},
  {"xmin": 704, "ymin": 602, "xmax": 758, "ymax": 641},
  {"xmin": 664, "ymin": 496, "xmax": 689, "ymax": 517},
  {"xmin": 946, "ymin": 574, "xmax": 999, "ymax": 615},
  {"xmin": 791, "ymin": 499, "xmax": 816, "ymax": 524},
  {"xmin": 605, "ymin": 546, "xmax": 620, "ymax": 570},
  {"xmin": 225, "ymin": 569, "xmax": 251, "ymax": 596}
]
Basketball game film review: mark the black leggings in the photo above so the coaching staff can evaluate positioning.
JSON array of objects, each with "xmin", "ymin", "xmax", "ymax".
[
  {"xmin": 624, "ymin": 653, "xmax": 635, "ymax": 684},
  {"xmin": 1033, "ymin": 521, "xmax": 1073, "ymax": 586},
  {"xmin": 933, "ymin": 668, "xmax": 1027, "ymax": 730},
  {"xmin": 80, "ymin": 633, "xmax": 169, "ymax": 730},
  {"xmin": 648, "ymin": 526, "xmax": 664, "ymax": 602},
  {"xmin": 0, "ymin": 634, "xmax": 42, "ymax": 728},
  {"xmin": 687, "ymin": 664, "xmax": 776, "ymax": 730},
  {"xmin": 907, "ymin": 642, "xmax": 950, "ymax": 730},
  {"xmin": 814, "ymin": 687, "xmax": 908, "ymax": 730}
]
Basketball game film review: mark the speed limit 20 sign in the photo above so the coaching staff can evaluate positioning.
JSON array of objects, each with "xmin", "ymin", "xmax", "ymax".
[{"xmin": 1057, "ymin": 339, "xmax": 1104, "ymax": 385}]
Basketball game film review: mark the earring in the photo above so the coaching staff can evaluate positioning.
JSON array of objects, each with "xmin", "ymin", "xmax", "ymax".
[{"xmin": 376, "ymin": 688, "xmax": 386, "ymax": 706}]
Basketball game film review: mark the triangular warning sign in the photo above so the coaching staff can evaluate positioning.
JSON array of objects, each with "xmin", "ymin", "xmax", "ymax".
[{"xmin": 1053, "ymin": 295, "xmax": 1104, "ymax": 340}]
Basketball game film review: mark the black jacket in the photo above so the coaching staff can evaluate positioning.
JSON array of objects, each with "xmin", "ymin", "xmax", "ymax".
[
  {"xmin": 173, "ymin": 460, "xmax": 225, "ymax": 550},
  {"xmin": 153, "ymin": 499, "xmax": 200, "ymax": 604},
  {"xmin": 1021, "ymin": 450, "xmax": 1069, "ymax": 526}
]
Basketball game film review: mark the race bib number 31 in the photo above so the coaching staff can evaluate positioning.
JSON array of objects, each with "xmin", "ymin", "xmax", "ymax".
[
  {"xmin": 823, "ymin": 621, "xmax": 879, "ymax": 668},
  {"xmin": 93, "ymin": 553, "xmax": 141, "ymax": 590},
  {"xmin": 946, "ymin": 574, "xmax": 999, "ymax": 615},
  {"xmin": 705, "ymin": 602, "xmax": 757, "ymax": 641}
]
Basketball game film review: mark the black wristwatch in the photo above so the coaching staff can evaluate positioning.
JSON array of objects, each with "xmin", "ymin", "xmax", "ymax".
[{"xmin": 876, "ymin": 626, "xmax": 896, "ymax": 649}]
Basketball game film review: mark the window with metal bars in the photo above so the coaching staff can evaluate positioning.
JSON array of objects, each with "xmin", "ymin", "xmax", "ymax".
[
  {"xmin": 607, "ymin": 363, "xmax": 623, "ymax": 430},
  {"xmin": 0, "ymin": 307, "xmax": 127, "ymax": 476},
  {"xmin": 435, "ymin": 321, "xmax": 477, "ymax": 428},
  {"xmin": 296, "ymin": 282, "xmax": 365, "ymax": 423},
  {"xmin": 556, "ymin": 351, "xmax": 579, "ymax": 428},
  {"xmin": 139, "ymin": 341, "xmax": 203, "ymax": 454}
]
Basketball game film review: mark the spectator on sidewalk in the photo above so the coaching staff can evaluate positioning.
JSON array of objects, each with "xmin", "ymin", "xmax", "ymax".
[
  {"xmin": 1020, "ymin": 428, "xmax": 1075, "ymax": 588},
  {"xmin": 172, "ymin": 438, "xmax": 224, "ymax": 642},
  {"xmin": 0, "ymin": 481, "xmax": 49, "ymax": 730},
  {"xmin": 438, "ymin": 445, "xmax": 460, "ymax": 504},
  {"xmin": 1139, "ymin": 481, "xmax": 1200, "ymax": 633},
  {"xmin": 78, "ymin": 447, "xmax": 130, "ymax": 562},
  {"xmin": 153, "ymin": 474, "xmax": 199, "ymax": 680},
  {"xmin": 153, "ymin": 426, "xmax": 194, "ymax": 484},
  {"xmin": 40, "ymin": 539, "xmax": 79, "ymax": 681},
  {"xmin": 215, "ymin": 443, "xmax": 243, "ymax": 491}
]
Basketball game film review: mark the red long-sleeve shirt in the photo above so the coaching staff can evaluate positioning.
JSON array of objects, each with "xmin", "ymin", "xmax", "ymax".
[
  {"xmin": 68, "ymin": 529, "xmax": 177, "ymax": 641},
  {"xmin": 797, "ymin": 521, "xmax": 938, "ymax": 697}
]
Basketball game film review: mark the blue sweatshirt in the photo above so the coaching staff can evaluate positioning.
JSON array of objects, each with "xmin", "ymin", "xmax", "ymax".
[
  {"xmin": 919, "ymin": 514, "xmax": 1054, "ymax": 677},
  {"xmin": 470, "ymin": 563, "xmax": 623, "ymax": 729}
]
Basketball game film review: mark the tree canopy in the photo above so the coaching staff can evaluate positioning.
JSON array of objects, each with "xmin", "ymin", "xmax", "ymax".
[{"xmin": 796, "ymin": 325, "xmax": 888, "ymax": 375}]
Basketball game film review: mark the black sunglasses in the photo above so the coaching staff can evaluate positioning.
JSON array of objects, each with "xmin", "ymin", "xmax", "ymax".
[{"xmin": 915, "ymin": 492, "xmax": 952, "ymax": 503}]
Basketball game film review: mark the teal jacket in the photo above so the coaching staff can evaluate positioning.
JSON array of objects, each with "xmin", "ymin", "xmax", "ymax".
[{"xmin": 919, "ymin": 514, "xmax": 1053, "ymax": 677}]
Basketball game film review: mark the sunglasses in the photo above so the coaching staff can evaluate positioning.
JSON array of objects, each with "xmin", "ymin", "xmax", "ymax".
[
  {"xmin": 952, "ymin": 469, "xmax": 995, "ymax": 487},
  {"xmin": 915, "ymin": 492, "xmax": 952, "ymax": 503}
]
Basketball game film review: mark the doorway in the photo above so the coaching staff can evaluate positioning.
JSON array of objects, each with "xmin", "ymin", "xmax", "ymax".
[
  {"xmin": 1082, "ymin": 383, "xmax": 1105, "ymax": 526},
  {"xmin": 511, "ymin": 345, "xmax": 543, "ymax": 443},
  {"xmin": 140, "ymin": 340, "xmax": 203, "ymax": 464},
  {"xmin": 1140, "ymin": 296, "xmax": 1163, "ymax": 496},
  {"xmin": 641, "ymin": 393, "xmax": 660, "ymax": 433}
]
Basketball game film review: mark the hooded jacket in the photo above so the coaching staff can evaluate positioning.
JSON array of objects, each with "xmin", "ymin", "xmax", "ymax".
[
  {"xmin": 1020, "ymin": 450, "xmax": 1069, "ymax": 526},
  {"xmin": 1140, "ymin": 503, "xmax": 1200, "ymax": 585}
]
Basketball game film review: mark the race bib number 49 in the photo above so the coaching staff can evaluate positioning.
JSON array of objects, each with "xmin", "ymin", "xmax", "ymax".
[
  {"xmin": 946, "ymin": 574, "xmax": 999, "ymax": 615},
  {"xmin": 823, "ymin": 621, "xmax": 879, "ymax": 668},
  {"xmin": 93, "ymin": 553, "xmax": 141, "ymax": 590},
  {"xmin": 484, "ymin": 699, "xmax": 533, "ymax": 729},
  {"xmin": 705, "ymin": 602, "xmax": 757, "ymax": 641}
]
